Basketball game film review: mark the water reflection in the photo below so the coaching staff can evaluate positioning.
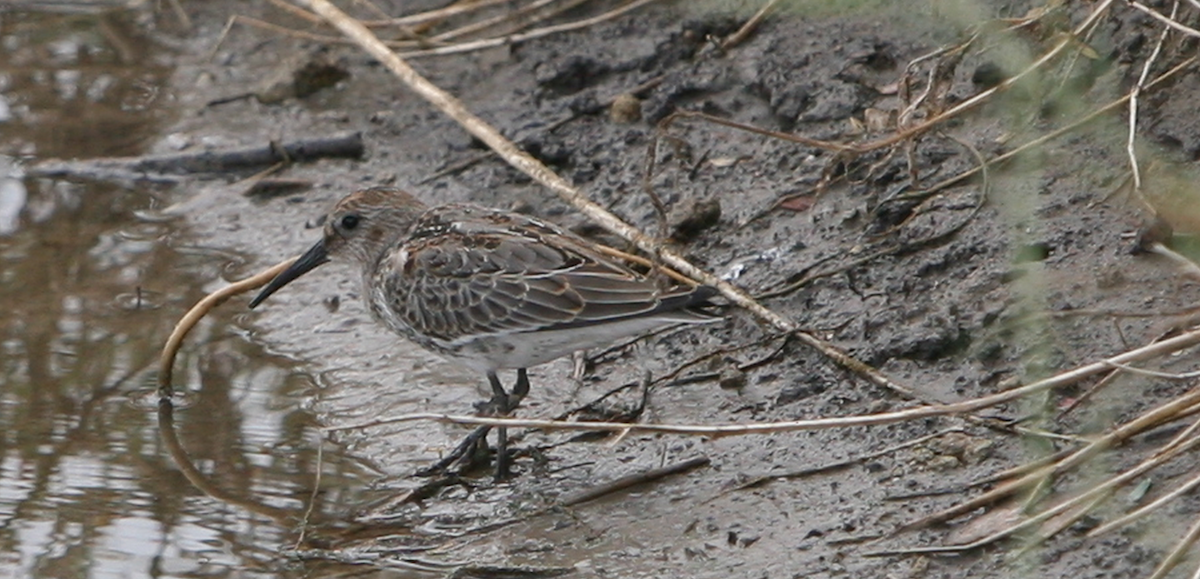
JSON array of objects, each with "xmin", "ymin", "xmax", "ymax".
[{"xmin": 0, "ymin": 9, "xmax": 394, "ymax": 579}]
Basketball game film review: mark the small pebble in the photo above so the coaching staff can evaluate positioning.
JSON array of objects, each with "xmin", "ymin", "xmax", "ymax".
[{"xmin": 610, "ymin": 93, "xmax": 642, "ymax": 124}]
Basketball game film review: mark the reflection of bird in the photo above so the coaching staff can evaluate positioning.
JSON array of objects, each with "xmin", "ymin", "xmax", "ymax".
[{"xmin": 250, "ymin": 186, "xmax": 720, "ymax": 479}]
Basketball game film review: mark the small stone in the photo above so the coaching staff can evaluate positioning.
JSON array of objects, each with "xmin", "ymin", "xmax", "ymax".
[
  {"xmin": 610, "ymin": 93, "xmax": 642, "ymax": 124},
  {"xmin": 670, "ymin": 198, "xmax": 721, "ymax": 242},
  {"xmin": 718, "ymin": 367, "xmax": 746, "ymax": 390}
]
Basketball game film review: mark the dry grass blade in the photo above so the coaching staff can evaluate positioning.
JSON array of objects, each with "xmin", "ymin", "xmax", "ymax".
[
  {"xmin": 360, "ymin": 0, "xmax": 511, "ymax": 28},
  {"xmin": 901, "ymin": 387, "xmax": 1200, "ymax": 531},
  {"xmin": 1147, "ymin": 507, "xmax": 1200, "ymax": 579},
  {"xmin": 429, "ymin": 0, "xmax": 587, "ymax": 43},
  {"xmin": 156, "ymin": 257, "xmax": 296, "ymax": 398},
  {"xmin": 871, "ymin": 431, "xmax": 1200, "ymax": 557},
  {"xmin": 1129, "ymin": 0, "xmax": 1200, "ymax": 38},
  {"xmin": 327, "ymin": 328, "xmax": 1200, "ymax": 436},
  {"xmin": 397, "ymin": 0, "xmax": 664, "ymax": 58}
]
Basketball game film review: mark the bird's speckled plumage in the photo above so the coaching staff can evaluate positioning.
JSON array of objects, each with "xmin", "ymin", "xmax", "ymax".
[{"xmin": 251, "ymin": 186, "xmax": 719, "ymax": 373}]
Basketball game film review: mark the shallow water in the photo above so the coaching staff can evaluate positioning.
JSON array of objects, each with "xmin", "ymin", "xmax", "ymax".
[{"xmin": 0, "ymin": 9, "xmax": 404, "ymax": 579}]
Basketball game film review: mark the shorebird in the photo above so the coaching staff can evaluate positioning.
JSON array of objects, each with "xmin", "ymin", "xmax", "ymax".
[{"xmin": 249, "ymin": 186, "xmax": 719, "ymax": 479}]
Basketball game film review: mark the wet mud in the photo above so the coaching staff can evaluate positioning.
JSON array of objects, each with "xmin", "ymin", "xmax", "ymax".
[{"xmin": 7, "ymin": 1, "xmax": 1200, "ymax": 578}]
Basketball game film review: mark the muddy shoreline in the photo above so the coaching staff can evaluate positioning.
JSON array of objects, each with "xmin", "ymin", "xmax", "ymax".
[{"xmin": 43, "ymin": 1, "xmax": 1200, "ymax": 577}]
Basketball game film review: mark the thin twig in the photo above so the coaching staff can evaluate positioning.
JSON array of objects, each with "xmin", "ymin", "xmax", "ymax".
[
  {"xmin": 868, "ymin": 431, "xmax": 1200, "ymax": 557},
  {"xmin": 1128, "ymin": 0, "xmax": 1176, "ymax": 190},
  {"xmin": 720, "ymin": 0, "xmax": 781, "ymax": 49},
  {"xmin": 327, "ymin": 327, "xmax": 1200, "ymax": 435},
  {"xmin": 559, "ymin": 456, "xmax": 710, "ymax": 506},
  {"xmin": 1129, "ymin": 0, "xmax": 1200, "ymax": 38},
  {"xmin": 398, "ymin": 0, "xmax": 665, "ymax": 58}
]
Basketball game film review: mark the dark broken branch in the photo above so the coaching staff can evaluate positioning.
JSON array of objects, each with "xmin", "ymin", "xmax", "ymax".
[{"xmin": 28, "ymin": 131, "xmax": 364, "ymax": 182}]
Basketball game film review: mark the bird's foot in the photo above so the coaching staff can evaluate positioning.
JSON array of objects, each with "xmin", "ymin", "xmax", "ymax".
[{"xmin": 415, "ymin": 424, "xmax": 493, "ymax": 477}]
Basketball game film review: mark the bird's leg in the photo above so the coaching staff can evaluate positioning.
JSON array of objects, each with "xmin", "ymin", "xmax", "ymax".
[
  {"xmin": 487, "ymin": 372, "xmax": 513, "ymax": 481},
  {"xmin": 416, "ymin": 424, "xmax": 491, "ymax": 476},
  {"xmin": 511, "ymin": 368, "xmax": 530, "ymax": 407},
  {"xmin": 414, "ymin": 371, "xmax": 524, "ymax": 480}
]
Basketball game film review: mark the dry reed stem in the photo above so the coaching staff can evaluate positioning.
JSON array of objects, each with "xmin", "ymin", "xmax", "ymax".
[
  {"xmin": 900, "ymin": 388, "xmax": 1200, "ymax": 531},
  {"xmin": 156, "ymin": 257, "xmax": 296, "ymax": 398},
  {"xmin": 1130, "ymin": 0, "xmax": 1200, "ymax": 37},
  {"xmin": 870, "ymin": 430, "xmax": 1200, "ymax": 557},
  {"xmin": 1128, "ymin": 1, "xmax": 1177, "ymax": 191},
  {"xmin": 361, "ymin": 0, "xmax": 511, "ymax": 28},
  {"xmin": 326, "ymin": 324, "xmax": 1200, "ymax": 435},
  {"xmin": 396, "ymin": 0, "xmax": 664, "ymax": 58}
]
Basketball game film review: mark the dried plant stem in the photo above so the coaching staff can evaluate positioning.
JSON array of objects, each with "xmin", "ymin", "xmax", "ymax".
[
  {"xmin": 870, "ymin": 431, "xmax": 1200, "ymax": 557},
  {"xmin": 326, "ymin": 325, "xmax": 1200, "ymax": 435},
  {"xmin": 1129, "ymin": 0, "xmax": 1200, "ymax": 37},
  {"xmin": 397, "ymin": 0, "xmax": 664, "ymax": 58},
  {"xmin": 361, "ymin": 0, "xmax": 512, "ymax": 28},
  {"xmin": 1088, "ymin": 457, "xmax": 1200, "ymax": 536},
  {"xmin": 1148, "ymin": 504, "xmax": 1200, "ymax": 579},
  {"xmin": 156, "ymin": 257, "xmax": 296, "ymax": 398},
  {"xmin": 155, "ymin": 258, "xmax": 299, "ymax": 522},
  {"xmin": 901, "ymin": 388, "xmax": 1200, "ymax": 531},
  {"xmin": 1128, "ymin": 0, "xmax": 1176, "ymax": 190}
]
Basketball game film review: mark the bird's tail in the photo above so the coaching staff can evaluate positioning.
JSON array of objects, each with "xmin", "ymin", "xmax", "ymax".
[{"xmin": 653, "ymin": 285, "xmax": 724, "ymax": 324}]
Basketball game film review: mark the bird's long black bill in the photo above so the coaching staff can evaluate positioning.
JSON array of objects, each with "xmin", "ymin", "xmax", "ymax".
[{"xmin": 248, "ymin": 240, "xmax": 329, "ymax": 309}]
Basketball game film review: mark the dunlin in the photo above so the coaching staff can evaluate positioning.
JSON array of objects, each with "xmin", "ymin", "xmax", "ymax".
[{"xmin": 250, "ymin": 186, "xmax": 719, "ymax": 479}]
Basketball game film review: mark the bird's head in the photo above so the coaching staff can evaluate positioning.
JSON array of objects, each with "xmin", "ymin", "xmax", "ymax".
[{"xmin": 249, "ymin": 186, "xmax": 426, "ymax": 309}]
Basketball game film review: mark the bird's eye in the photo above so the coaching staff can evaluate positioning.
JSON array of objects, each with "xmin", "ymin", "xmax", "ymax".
[{"xmin": 340, "ymin": 214, "xmax": 360, "ymax": 230}]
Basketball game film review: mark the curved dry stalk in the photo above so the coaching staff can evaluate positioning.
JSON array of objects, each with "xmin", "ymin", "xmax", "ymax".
[
  {"xmin": 155, "ymin": 258, "xmax": 301, "ymax": 521},
  {"xmin": 157, "ymin": 257, "xmax": 296, "ymax": 398}
]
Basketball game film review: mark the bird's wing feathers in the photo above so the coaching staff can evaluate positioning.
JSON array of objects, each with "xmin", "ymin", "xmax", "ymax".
[{"xmin": 375, "ymin": 205, "xmax": 687, "ymax": 341}]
